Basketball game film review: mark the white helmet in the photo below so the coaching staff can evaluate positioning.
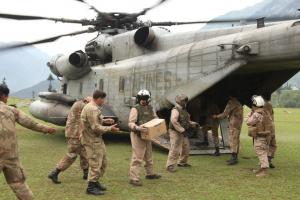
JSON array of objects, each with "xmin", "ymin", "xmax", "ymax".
[
  {"xmin": 252, "ymin": 95, "xmax": 265, "ymax": 107},
  {"xmin": 137, "ymin": 89, "xmax": 151, "ymax": 103}
]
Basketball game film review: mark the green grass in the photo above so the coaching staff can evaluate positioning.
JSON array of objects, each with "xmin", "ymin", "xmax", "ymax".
[{"xmin": 1, "ymin": 102, "xmax": 300, "ymax": 200}]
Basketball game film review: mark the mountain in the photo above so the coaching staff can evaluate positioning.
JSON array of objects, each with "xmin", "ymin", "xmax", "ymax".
[
  {"xmin": 11, "ymin": 80, "xmax": 60, "ymax": 99},
  {"xmin": 0, "ymin": 42, "xmax": 51, "ymax": 92}
]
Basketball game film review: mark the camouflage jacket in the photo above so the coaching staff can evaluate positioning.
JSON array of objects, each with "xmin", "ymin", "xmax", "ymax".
[
  {"xmin": 264, "ymin": 101, "xmax": 274, "ymax": 121},
  {"xmin": 80, "ymin": 101, "xmax": 111, "ymax": 145},
  {"xmin": 65, "ymin": 100, "xmax": 85, "ymax": 138},
  {"xmin": 217, "ymin": 98, "xmax": 243, "ymax": 129},
  {"xmin": 246, "ymin": 108, "xmax": 273, "ymax": 137},
  {"xmin": 0, "ymin": 101, "xmax": 50, "ymax": 159}
]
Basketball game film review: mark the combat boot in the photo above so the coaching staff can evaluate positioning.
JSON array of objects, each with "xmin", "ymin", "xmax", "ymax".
[
  {"xmin": 268, "ymin": 156, "xmax": 275, "ymax": 169},
  {"xmin": 48, "ymin": 168, "xmax": 61, "ymax": 184},
  {"xmin": 146, "ymin": 174, "xmax": 161, "ymax": 179},
  {"xmin": 256, "ymin": 168, "xmax": 267, "ymax": 177},
  {"xmin": 129, "ymin": 180, "xmax": 143, "ymax": 186},
  {"xmin": 86, "ymin": 182, "xmax": 105, "ymax": 195},
  {"xmin": 83, "ymin": 169, "xmax": 88, "ymax": 180},
  {"xmin": 177, "ymin": 163, "xmax": 192, "ymax": 167},
  {"xmin": 212, "ymin": 147, "xmax": 220, "ymax": 156},
  {"xmin": 227, "ymin": 153, "xmax": 238, "ymax": 165},
  {"xmin": 167, "ymin": 166, "xmax": 177, "ymax": 173},
  {"xmin": 96, "ymin": 182, "xmax": 107, "ymax": 191}
]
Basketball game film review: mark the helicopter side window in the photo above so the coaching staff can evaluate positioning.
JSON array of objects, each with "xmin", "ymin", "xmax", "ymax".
[
  {"xmin": 119, "ymin": 76, "xmax": 125, "ymax": 93},
  {"xmin": 98, "ymin": 79, "xmax": 104, "ymax": 91}
]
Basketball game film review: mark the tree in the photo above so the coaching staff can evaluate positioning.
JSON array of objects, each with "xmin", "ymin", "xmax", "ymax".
[{"xmin": 47, "ymin": 74, "xmax": 54, "ymax": 92}]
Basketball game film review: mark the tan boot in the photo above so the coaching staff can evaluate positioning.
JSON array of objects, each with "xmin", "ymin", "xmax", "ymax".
[
  {"xmin": 129, "ymin": 179, "xmax": 143, "ymax": 186},
  {"xmin": 166, "ymin": 166, "xmax": 177, "ymax": 173},
  {"xmin": 256, "ymin": 168, "xmax": 267, "ymax": 177}
]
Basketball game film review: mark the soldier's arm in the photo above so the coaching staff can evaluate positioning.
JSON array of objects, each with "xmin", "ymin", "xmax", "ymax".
[
  {"xmin": 246, "ymin": 112, "xmax": 263, "ymax": 126},
  {"xmin": 15, "ymin": 109, "xmax": 53, "ymax": 134},
  {"xmin": 217, "ymin": 100, "xmax": 233, "ymax": 120},
  {"xmin": 128, "ymin": 108, "xmax": 138, "ymax": 130},
  {"xmin": 170, "ymin": 109, "xmax": 185, "ymax": 133},
  {"xmin": 88, "ymin": 108, "xmax": 112, "ymax": 136}
]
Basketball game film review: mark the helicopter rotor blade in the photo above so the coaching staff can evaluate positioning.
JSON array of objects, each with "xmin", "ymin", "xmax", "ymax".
[
  {"xmin": 0, "ymin": 28, "xmax": 96, "ymax": 51},
  {"xmin": 75, "ymin": 0, "xmax": 104, "ymax": 15},
  {"xmin": 135, "ymin": 0, "xmax": 169, "ymax": 17},
  {"xmin": 150, "ymin": 16, "xmax": 300, "ymax": 26},
  {"xmin": 0, "ymin": 13, "xmax": 92, "ymax": 25}
]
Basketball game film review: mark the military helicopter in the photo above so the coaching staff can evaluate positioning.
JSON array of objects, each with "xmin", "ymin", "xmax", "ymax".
[{"xmin": 1, "ymin": 0, "xmax": 300, "ymax": 154}]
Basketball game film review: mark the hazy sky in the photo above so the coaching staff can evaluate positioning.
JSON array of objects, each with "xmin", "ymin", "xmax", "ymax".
[{"xmin": 0, "ymin": 0, "xmax": 263, "ymax": 55}]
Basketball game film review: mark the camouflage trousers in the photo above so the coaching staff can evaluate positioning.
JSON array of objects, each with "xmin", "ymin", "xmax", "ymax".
[
  {"xmin": 57, "ymin": 138, "xmax": 88, "ymax": 171},
  {"xmin": 254, "ymin": 137, "xmax": 269, "ymax": 169},
  {"xmin": 0, "ymin": 157, "xmax": 33, "ymax": 200},
  {"xmin": 202, "ymin": 125, "xmax": 219, "ymax": 147},
  {"xmin": 229, "ymin": 126, "xmax": 241, "ymax": 153},
  {"xmin": 83, "ymin": 140, "xmax": 107, "ymax": 182},
  {"xmin": 166, "ymin": 129, "xmax": 190, "ymax": 169},
  {"xmin": 268, "ymin": 134, "xmax": 277, "ymax": 158},
  {"xmin": 129, "ymin": 132, "xmax": 154, "ymax": 181}
]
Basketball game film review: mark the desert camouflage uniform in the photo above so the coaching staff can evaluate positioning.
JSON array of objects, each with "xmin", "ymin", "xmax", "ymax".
[
  {"xmin": 56, "ymin": 100, "xmax": 88, "ymax": 171},
  {"xmin": 203, "ymin": 103, "xmax": 220, "ymax": 147},
  {"xmin": 166, "ymin": 104, "xmax": 195, "ymax": 169},
  {"xmin": 80, "ymin": 101, "xmax": 111, "ymax": 183},
  {"xmin": 264, "ymin": 101, "xmax": 277, "ymax": 158},
  {"xmin": 128, "ymin": 104, "xmax": 157, "ymax": 181},
  {"xmin": 246, "ymin": 108, "xmax": 272, "ymax": 169},
  {"xmin": 217, "ymin": 98, "xmax": 243, "ymax": 153},
  {"xmin": 0, "ymin": 101, "xmax": 50, "ymax": 200}
]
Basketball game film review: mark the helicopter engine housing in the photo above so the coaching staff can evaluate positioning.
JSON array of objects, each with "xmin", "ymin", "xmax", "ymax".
[
  {"xmin": 85, "ymin": 34, "xmax": 113, "ymax": 62},
  {"xmin": 134, "ymin": 27, "xmax": 156, "ymax": 47},
  {"xmin": 48, "ymin": 50, "xmax": 91, "ymax": 80}
]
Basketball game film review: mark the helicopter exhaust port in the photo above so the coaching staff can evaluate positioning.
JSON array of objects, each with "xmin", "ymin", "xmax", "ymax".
[
  {"xmin": 47, "ymin": 50, "xmax": 91, "ymax": 80},
  {"xmin": 134, "ymin": 27, "xmax": 156, "ymax": 47}
]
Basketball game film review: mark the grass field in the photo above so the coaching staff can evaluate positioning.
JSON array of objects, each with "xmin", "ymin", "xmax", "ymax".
[{"xmin": 1, "ymin": 98, "xmax": 300, "ymax": 200}]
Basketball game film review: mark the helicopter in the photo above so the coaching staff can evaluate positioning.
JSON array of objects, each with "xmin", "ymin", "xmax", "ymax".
[{"xmin": 1, "ymin": 0, "xmax": 300, "ymax": 154}]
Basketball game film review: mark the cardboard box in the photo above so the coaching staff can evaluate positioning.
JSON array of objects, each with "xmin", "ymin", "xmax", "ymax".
[{"xmin": 141, "ymin": 119, "xmax": 167, "ymax": 140}]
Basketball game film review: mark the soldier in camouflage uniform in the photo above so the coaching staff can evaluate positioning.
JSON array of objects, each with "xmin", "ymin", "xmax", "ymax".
[
  {"xmin": 202, "ymin": 102, "xmax": 220, "ymax": 156},
  {"xmin": 166, "ymin": 94, "xmax": 198, "ymax": 172},
  {"xmin": 80, "ymin": 90, "xmax": 119, "ymax": 195},
  {"xmin": 128, "ymin": 89, "xmax": 161, "ymax": 186},
  {"xmin": 246, "ymin": 96, "xmax": 273, "ymax": 177},
  {"xmin": 263, "ymin": 94, "xmax": 277, "ymax": 168},
  {"xmin": 213, "ymin": 96, "xmax": 243, "ymax": 165},
  {"xmin": 48, "ymin": 97, "xmax": 92, "ymax": 184},
  {"xmin": 0, "ymin": 84, "xmax": 56, "ymax": 200}
]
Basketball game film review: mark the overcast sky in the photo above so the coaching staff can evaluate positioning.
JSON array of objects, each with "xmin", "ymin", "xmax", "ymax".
[{"xmin": 0, "ymin": 0, "xmax": 263, "ymax": 55}]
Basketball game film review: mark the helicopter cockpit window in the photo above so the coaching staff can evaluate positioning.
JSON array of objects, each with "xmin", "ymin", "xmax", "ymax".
[
  {"xmin": 292, "ymin": 21, "xmax": 300, "ymax": 27},
  {"xmin": 98, "ymin": 79, "xmax": 104, "ymax": 91},
  {"xmin": 119, "ymin": 76, "xmax": 125, "ymax": 93}
]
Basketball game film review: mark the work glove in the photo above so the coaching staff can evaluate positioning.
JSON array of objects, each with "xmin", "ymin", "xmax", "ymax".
[{"xmin": 135, "ymin": 126, "xmax": 148, "ymax": 133}]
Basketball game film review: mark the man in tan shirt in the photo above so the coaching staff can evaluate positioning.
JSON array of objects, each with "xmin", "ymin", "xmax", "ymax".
[
  {"xmin": 81, "ymin": 90, "xmax": 119, "ymax": 195},
  {"xmin": 213, "ymin": 96, "xmax": 243, "ymax": 165},
  {"xmin": 0, "ymin": 84, "xmax": 56, "ymax": 200},
  {"xmin": 128, "ymin": 89, "xmax": 161, "ymax": 186},
  {"xmin": 166, "ymin": 94, "xmax": 198, "ymax": 172},
  {"xmin": 48, "ymin": 97, "xmax": 92, "ymax": 184}
]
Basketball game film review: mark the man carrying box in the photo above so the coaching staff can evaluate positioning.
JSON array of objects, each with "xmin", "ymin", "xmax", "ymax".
[
  {"xmin": 166, "ymin": 94, "xmax": 198, "ymax": 173},
  {"xmin": 128, "ymin": 89, "xmax": 161, "ymax": 186}
]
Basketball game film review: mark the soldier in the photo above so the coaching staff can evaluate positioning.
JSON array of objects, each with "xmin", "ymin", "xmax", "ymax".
[
  {"xmin": 263, "ymin": 94, "xmax": 277, "ymax": 168},
  {"xmin": 128, "ymin": 89, "xmax": 161, "ymax": 186},
  {"xmin": 166, "ymin": 94, "xmax": 198, "ymax": 172},
  {"xmin": 213, "ymin": 95, "xmax": 243, "ymax": 165},
  {"xmin": 0, "ymin": 84, "xmax": 56, "ymax": 200},
  {"xmin": 202, "ymin": 102, "xmax": 220, "ymax": 156},
  {"xmin": 80, "ymin": 90, "xmax": 119, "ymax": 195},
  {"xmin": 48, "ymin": 96, "xmax": 92, "ymax": 184},
  {"xmin": 246, "ymin": 95, "xmax": 273, "ymax": 177}
]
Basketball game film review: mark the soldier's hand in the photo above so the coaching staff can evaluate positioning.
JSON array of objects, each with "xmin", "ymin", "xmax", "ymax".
[
  {"xmin": 111, "ymin": 124, "xmax": 120, "ymax": 132},
  {"xmin": 103, "ymin": 118, "xmax": 115, "ymax": 125},
  {"xmin": 182, "ymin": 131, "xmax": 188, "ymax": 137},
  {"xmin": 212, "ymin": 115, "xmax": 218, "ymax": 119},
  {"xmin": 47, "ymin": 127, "xmax": 56, "ymax": 135},
  {"xmin": 136, "ymin": 126, "xmax": 148, "ymax": 133}
]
